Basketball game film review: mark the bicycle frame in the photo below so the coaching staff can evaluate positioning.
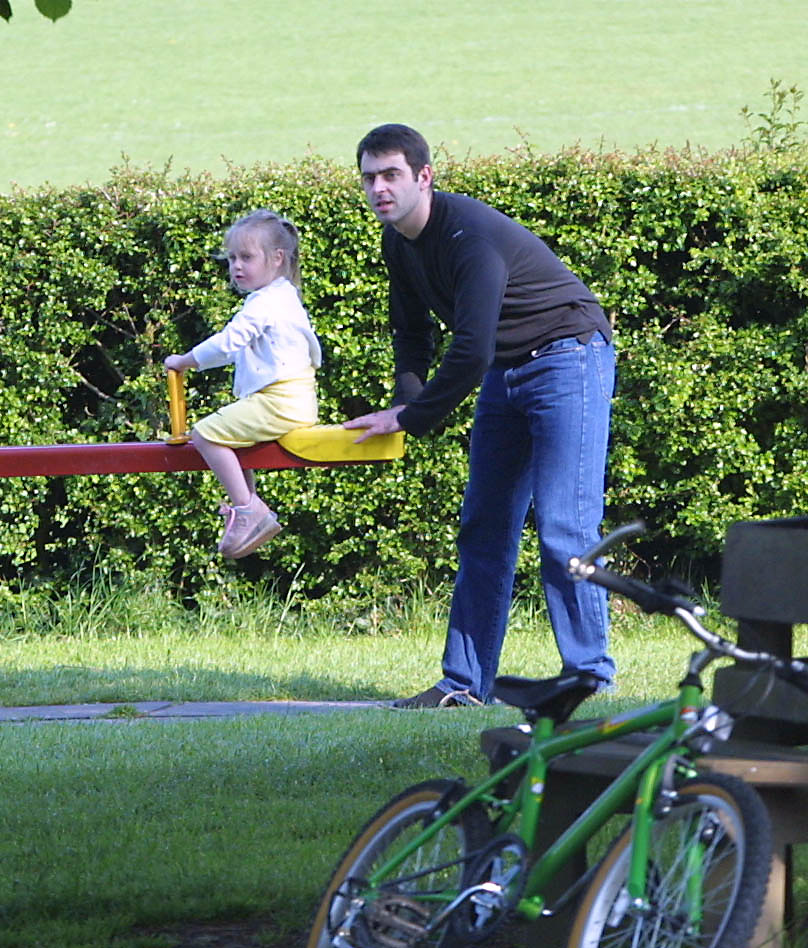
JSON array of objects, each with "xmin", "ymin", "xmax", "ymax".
[
  {"xmin": 361, "ymin": 666, "xmax": 709, "ymax": 923},
  {"xmin": 312, "ymin": 522, "xmax": 808, "ymax": 948}
]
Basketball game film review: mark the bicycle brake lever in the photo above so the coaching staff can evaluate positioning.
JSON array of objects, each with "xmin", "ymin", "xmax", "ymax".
[
  {"xmin": 656, "ymin": 577, "xmax": 696, "ymax": 598},
  {"xmin": 779, "ymin": 658, "xmax": 808, "ymax": 695}
]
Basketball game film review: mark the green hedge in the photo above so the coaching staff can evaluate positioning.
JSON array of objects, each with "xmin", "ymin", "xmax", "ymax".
[{"xmin": 1, "ymin": 146, "xmax": 807, "ymax": 600}]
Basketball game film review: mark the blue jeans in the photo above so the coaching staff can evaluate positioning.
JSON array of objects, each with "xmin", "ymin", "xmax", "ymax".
[{"xmin": 439, "ymin": 333, "xmax": 616, "ymax": 701}]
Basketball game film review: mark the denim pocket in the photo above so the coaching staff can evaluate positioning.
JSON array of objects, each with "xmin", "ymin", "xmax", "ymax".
[{"xmin": 590, "ymin": 338, "xmax": 615, "ymax": 402}]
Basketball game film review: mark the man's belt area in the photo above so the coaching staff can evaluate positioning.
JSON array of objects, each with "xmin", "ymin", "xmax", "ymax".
[{"xmin": 496, "ymin": 330, "xmax": 596, "ymax": 368}]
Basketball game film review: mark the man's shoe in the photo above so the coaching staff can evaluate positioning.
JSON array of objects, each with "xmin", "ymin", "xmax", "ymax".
[
  {"xmin": 595, "ymin": 678, "xmax": 618, "ymax": 695},
  {"xmin": 391, "ymin": 686, "xmax": 483, "ymax": 709},
  {"xmin": 218, "ymin": 496, "xmax": 282, "ymax": 559}
]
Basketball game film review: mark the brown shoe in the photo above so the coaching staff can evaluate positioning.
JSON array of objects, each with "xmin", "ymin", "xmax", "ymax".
[
  {"xmin": 391, "ymin": 686, "xmax": 483, "ymax": 709},
  {"xmin": 218, "ymin": 496, "xmax": 282, "ymax": 559}
]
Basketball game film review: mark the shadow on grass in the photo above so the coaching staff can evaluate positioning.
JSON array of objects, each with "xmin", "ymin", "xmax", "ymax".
[{"xmin": 0, "ymin": 665, "xmax": 395, "ymax": 707}]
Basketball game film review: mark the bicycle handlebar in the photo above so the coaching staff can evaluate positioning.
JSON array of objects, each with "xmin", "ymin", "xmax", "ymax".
[
  {"xmin": 573, "ymin": 519, "xmax": 647, "ymax": 568},
  {"xmin": 569, "ymin": 522, "xmax": 808, "ymax": 696},
  {"xmin": 576, "ymin": 563, "xmax": 700, "ymax": 618},
  {"xmin": 569, "ymin": 520, "xmax": 699, "ymax": 618}
]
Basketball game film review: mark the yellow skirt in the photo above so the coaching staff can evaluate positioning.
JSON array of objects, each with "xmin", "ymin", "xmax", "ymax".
[{"xmin": 193, "ymin": 369, "xmax": 318, "ymax": 448}]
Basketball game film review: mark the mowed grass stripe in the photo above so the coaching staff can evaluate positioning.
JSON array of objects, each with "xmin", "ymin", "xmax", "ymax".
[{"xmin": 2, "ymin": 0, "xmax": 807, "ymax": 190}]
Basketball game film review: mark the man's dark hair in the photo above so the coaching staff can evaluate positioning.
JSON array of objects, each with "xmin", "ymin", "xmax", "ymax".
[{"xmin": 356, "ymin": 124, "xmax": 431, "ymax": 176}]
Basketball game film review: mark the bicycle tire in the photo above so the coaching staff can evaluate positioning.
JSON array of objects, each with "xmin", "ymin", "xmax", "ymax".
[
  {"xmin": 566, "ymin": 772, "xmax": 772, "ymax": 948},
  {"xmin": 306, "ymin": 779, "xmax": 491, "ymax": 948}
]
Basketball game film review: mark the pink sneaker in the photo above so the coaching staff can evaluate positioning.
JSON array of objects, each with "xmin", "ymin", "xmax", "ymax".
[{"xmin": 218, "ymin": 495, "xmax": 282, "ymax": 559}]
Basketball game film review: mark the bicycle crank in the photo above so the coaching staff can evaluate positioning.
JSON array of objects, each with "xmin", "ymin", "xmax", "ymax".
[
  {"xmin": 363, "ymin": 893, "xmax": 432, "ymax": 948},
  {"xmin": 447, "ymin": 833, "xmax": 529, "ymax": 942}
]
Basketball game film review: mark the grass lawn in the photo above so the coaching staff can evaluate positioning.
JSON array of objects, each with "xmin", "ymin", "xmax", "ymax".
[
  {"xmin": 0, "ymin": 708, "xmax": 513, "ymax": 948},
  {"xmin": 2, "ymin": 0, "xmax": 807, "ymax": 191},
  {"xmin": 1, "ymin": 580, "xmax": 808, "ymax": 946}
]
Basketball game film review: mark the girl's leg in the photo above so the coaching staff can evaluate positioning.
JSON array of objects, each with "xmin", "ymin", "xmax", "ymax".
[
  {"xmin": 192, "ymin": 374, "xmax": 316, "ymax": 508},
  {"xmin": 244, "ymin": 468, "xmax": 257, "ymax": 497},
  {"xmin": 191, "ymin": 429, "xmax": 279, "ymax": 557},
  {"xmin": 190, "ymin": 430, "xmax": 252, "ymax": 507}
]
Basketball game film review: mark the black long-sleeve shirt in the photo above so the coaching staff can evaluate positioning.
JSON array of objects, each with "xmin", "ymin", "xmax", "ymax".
[{"xmin": 382, "ymin": 191, "xmax": 611, "ymax": 436}]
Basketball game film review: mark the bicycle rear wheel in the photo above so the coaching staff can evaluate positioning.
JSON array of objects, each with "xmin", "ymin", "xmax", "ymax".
[
  {"xmin": 566, "ymin": 773, "xmax": 772, "ymax": 948},
  {"xmin": 306, "ymin": 779, "xmax": 491, "ymax": 948}
]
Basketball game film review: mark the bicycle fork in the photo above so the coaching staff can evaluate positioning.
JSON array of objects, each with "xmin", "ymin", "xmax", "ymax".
[
  {"xmin": 609, "ymin": 755, "xmax": 709, "ymax": 938},
  {"xmin": 608, "ymin": 674, "xmax": 720, "ymax": 937},
  {"xmin": 622, "ymin": 755, "xmax": 669, "ymax": 918}
]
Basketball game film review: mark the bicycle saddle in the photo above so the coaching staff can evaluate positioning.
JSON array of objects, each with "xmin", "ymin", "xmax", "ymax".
[{"xmin": 492, "ymin": 672, "xmax": 600, "ymax": 724}]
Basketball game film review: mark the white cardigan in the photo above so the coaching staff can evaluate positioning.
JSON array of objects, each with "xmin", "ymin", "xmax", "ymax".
[{"xmin": 192, "ymin": 278, "xmax": 322, "ymax": 398}]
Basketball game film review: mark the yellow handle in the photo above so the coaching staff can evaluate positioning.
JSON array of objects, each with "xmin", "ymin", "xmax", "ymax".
[{"xmin": 166, "ymin": 369, "xmax": 190, "ymax": 444}]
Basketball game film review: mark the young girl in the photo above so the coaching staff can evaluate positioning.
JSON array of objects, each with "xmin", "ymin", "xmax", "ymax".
[{"xmin": 164, "ymin": 209, "xmax": 321, "ymax": 559}]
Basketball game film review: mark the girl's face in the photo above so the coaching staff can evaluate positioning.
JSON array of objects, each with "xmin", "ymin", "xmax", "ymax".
[{"xmin": 227, "ymin": 233, "xmax": 283, "ymax": 293}]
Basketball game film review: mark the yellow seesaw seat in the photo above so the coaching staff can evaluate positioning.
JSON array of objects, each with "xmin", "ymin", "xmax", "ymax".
[
  {"xmin": 166, "ymin": 370, "xmax": 404, "ymax": 463},
  {"xmin": 278, "ymin": 425, "xmax": 404, "ymax": 462}
]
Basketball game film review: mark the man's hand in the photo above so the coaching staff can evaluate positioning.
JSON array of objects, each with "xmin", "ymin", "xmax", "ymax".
[{"xmin": 343, "ymin": 406, "xmax": 405, "ymax": 444}]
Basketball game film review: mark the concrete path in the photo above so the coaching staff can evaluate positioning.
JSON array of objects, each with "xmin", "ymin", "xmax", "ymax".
[{"xmin": 0, "ymin": 699, "xmax": 389, "ymax": 723}]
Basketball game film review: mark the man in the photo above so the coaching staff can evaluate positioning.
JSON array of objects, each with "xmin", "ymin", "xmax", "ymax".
[{"xmin": 345, "ymin": 123, "xmax": 616, "ymax": 707}]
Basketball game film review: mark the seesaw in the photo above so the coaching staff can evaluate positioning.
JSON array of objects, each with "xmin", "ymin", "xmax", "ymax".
[{"xmin": 0, "ymin": 371, "xmax": 404, "ymax": 478}]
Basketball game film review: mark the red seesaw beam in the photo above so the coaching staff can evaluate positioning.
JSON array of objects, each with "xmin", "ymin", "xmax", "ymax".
[
  {"xmin": 0, "ymin": 427, "xmax": 405, "ymax": 478},
  {"xmin": 0, "ymin": 372, "xmax": 405, "ymax": 478},
  {"xmin": 0, "ymin": 441, "xmax": 304, "ymax": 477}
]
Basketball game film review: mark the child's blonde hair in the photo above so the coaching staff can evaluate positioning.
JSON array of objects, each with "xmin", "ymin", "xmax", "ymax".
[{"xmin": 225, "ymin": 209, "xmax": 301, "ymax": 287}]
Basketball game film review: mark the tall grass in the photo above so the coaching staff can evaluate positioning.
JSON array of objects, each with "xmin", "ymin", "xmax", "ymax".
[{"xmin": 0, "ymin": 572, "xmax": 750, "ymax": 708}]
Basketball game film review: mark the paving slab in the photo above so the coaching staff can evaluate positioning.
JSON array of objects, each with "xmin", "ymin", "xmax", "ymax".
[
  {"xmin": 0, "ymin": 699, "xmax": 388, "ymax": 723},
  {"xmin": 0, "ymin": 702, "xmax": 172, "ymax": 722}
]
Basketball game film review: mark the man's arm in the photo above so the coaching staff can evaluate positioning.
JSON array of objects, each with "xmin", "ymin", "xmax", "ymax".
[
  {"xmin": 394, "ymin": 238, "xmax": 507, "ymax": 436},
  {"xmin": 344, "ymin": 239, "xmax": 431, "ymax": 442},
  {"xmin": 392, "ymin": 370, "xmax": 425, "ymax": 405},
  {"xmin": 346, "ymin": 235, "xmax": 508, "ymax": 440}
]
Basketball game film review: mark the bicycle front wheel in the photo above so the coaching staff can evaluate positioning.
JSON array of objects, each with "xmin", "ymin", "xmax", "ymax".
[
  {"xmin": 306, "ymin": 779, "xmax": 491, "ymax": 948},
  {"xmin": 566, "ymin": 773, "xmax": 772, "ymax": 948}
]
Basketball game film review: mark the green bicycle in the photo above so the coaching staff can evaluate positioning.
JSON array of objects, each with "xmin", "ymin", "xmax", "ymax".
[{"xmin": 307, "ymin": 522, "xmax": 806, "ymax": 948}]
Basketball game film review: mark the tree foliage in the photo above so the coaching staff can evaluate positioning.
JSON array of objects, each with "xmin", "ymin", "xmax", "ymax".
[{"xmin": 1, "ymin": 0, "xmax": 71, "ymax": 23}]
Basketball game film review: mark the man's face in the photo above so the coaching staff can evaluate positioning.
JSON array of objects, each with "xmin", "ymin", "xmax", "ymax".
[{"xmin": 359, "ymin": 150, "xmax": 432, "ymax": 238}]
